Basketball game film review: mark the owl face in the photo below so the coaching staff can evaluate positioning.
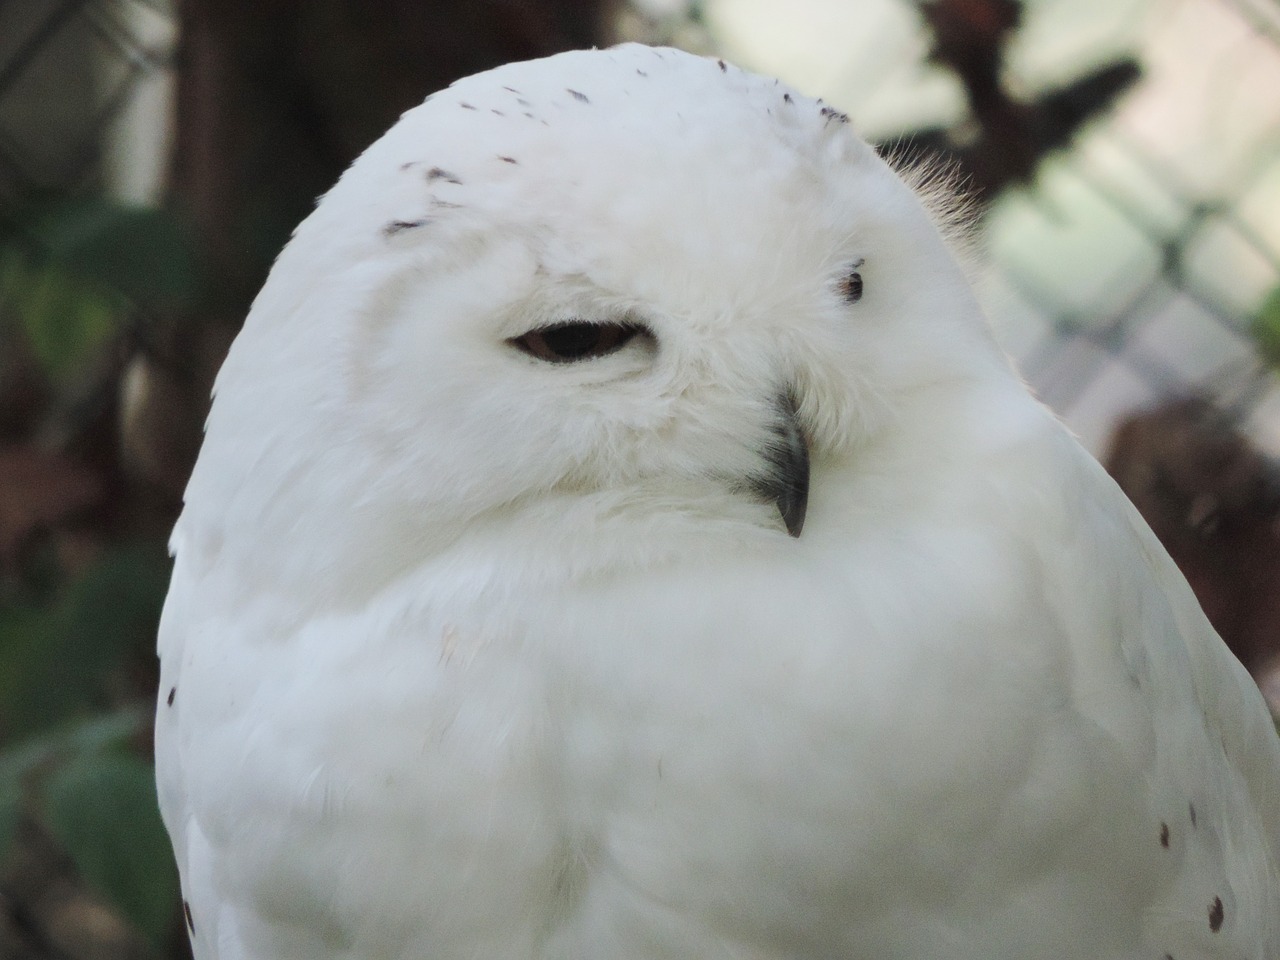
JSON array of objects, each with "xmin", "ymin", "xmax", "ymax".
[{"xmin": 180, "ymin": 44, "xmax": 1001, "ymax": 600}]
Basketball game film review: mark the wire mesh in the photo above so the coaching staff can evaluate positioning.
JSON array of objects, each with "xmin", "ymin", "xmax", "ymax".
[
  {"xmin": 1, "ymin": 0, "xmax": 1278, "ymax": 449},
  {"xmin": 0, "ymin": 0, "xmax": 174, "ymax": 203}
]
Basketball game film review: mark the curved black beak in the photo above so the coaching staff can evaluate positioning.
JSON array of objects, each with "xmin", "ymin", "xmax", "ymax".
[{"xmin": 754, "ymin": 390, "xmax": 809, "ymax": 538}]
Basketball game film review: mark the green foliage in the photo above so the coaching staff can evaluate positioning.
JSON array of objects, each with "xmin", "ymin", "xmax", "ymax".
[
  {"xmin": 0, "ymin": 543, "xmax": 175, "ymax": 945},
  {"xmin": 0, "ymin": 196, "xmax": 204, "ymax": 382},
  {"xmin": 1253, "ymin": 284, "xmax": 1280, "ymax": 369},
  {"xmin": 0, "ymin": 707, "xmax": 179, "ymax": 945},
  {"xmin": 44, "ymin": 750, "xmax": 180, "ymax": 945},
  {"xmin": 0, "ymin": 247, "xmax": 120, "ymax": 381},
  {"xmin": 0, "ymin": 769, "xmax": 18, "ymax": 870},
  {"xmin": 0, "ymin": 192, "xmax": 199, "ymax": 948},
  {"xmin": 0, "ymin": 708, "xmax": 147, "ymax": 859},
  {"xmin": 0, "ymin": 544, "xmax": 171, "ymax": 740},
  {"xmin": 26, "ymin": 198, "xmax": 203, "ymax": 308}
]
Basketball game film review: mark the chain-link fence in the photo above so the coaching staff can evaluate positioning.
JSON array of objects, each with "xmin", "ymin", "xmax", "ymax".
[
  {"xmin": 0, "ymin": 0, "xmax": 174, "ymax": 205},
  {"xmin": 4, "ymin": 0, "xmax": 1278, "ymax": 453},
  {"xmin": 974, "ymin": 0, "xmax": 1280, "ymax": 455}
]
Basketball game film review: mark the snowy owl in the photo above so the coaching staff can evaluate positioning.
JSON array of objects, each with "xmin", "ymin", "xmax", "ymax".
[{"xmin": 155, "ymin": 43, "xmax": 1280, "ymax": 960}]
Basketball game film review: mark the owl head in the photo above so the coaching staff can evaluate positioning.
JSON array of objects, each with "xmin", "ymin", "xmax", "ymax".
[{"xmin": 177, "ymin": 44, "xmax": 1012, "ymax": 606}]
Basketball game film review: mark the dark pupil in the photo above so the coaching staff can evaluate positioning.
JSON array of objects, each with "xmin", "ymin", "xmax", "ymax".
[{"xmin": 541, "ymin": 323, "xmax": 603, "ymax": 359}]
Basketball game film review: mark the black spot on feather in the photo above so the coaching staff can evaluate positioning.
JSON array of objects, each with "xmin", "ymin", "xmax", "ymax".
[
  {"xmin": 382, "ymin": 219, "xmax": 429, "ymax": 237},
  {"xmin": 459, "ymin": 102, "xmax": 476, "ymax": 110},
  {"xmin": 498, "ymin": 156, "xmax": 518, "ymax": 164},
  {"xmin": 1209, "ymin": 896, "xmax": 1224, "ymax": 932},
  {"xmin": 426, "ymin": 167, "xmax": 462, "ymax": 185},
  {"xmin": 167, "ymin": 686, "xmax": 176, "ymax": 706},
  {"xmin": 1189, "ymin": 803, "xmax": 1197, "ymax": 827},
  {"xmin": 567, "ymin": 88, "xmax": 590, "ymax": 103},
  {"xmin": 1159, "ymin": 822, "xmax": 1169, "ymax": 847},
  {"xmin": 820, "ymin": 105, "xmax": 850, "ymax": 124},
  {"xmin": 783, "ymin": 92, "xmax": 793, "ymax": 104},
  {"xmin": 718, "ymin": 59, "xmax": 727, "ymax": 72}
]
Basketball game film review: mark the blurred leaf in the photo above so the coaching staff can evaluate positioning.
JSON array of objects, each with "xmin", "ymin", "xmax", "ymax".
[
  {"xmin": 0, "ymin": 771, "xmax": 18, "ymax": 863},
  {"xmin": 0, "ymin": 706, "xmax": 147, "ymax": 863},
  {"xmin": 43, "ymin": 750, "xmax": 179, "ymax": 946},
  {"xmin": 0, "ymin": 601, "xmax": 59, "ymax": 736},
  {"xmin": 61, "ymin": 542, "xmax": 170, "ymax": 664},
  {"xmin": 28, "ymin": 198, "xmax": 203, "ymax": 308},
  {"xmin": 1, "ymin": 197, "xmax": 205, "ymax": 381},
  {"xmin": 0, "ymin": 543, "xmax": 170, "ymax": 738},
  {"xmin": 1253, "ymin": 284, "xmax": 1280, "ymax": 369},
  {"xmin": 0, "ymin": 248, "xmax": 121, "ymax": 381}
]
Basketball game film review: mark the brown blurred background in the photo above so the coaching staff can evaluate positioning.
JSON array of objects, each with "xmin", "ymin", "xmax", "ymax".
[{"xmin": 0, "ymin": 0, "xmax": 1277, "ymax": 957}]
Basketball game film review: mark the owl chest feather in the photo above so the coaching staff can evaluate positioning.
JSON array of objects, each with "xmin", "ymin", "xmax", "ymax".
[
  {"xmin": 163, "ymin": 469, "xmax": 1280, "ymax": 960},
  {"xmin": 173, "ymin": 527, "xmax": 1155, "ymax": 959}
]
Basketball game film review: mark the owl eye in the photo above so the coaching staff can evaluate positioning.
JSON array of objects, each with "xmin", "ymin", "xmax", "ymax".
[
  {"xmin": 510, "ymin": 321, "xmax": 644, "ymax": 363},
  {"xmin": 840, "ymin": 258, "xmax": 865, "ymax": 304}
]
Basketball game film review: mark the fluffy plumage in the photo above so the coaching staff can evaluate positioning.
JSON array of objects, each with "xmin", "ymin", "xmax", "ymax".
[{"xmin": 155, "ymin": 43, "xmax": 1280, "ymax": 960}]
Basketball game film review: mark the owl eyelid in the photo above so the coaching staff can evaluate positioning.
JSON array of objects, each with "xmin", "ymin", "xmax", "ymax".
[{"xmin": 508, "ymin": 320, "xmax": 650, "ymax": 363}]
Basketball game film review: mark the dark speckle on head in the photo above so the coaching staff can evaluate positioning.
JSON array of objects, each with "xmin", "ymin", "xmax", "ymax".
[
  {"xmin": 820, "ymin": 105, "xmax": 850, "ymax": 124},
  {"xmin": 1209, "ymin": 896, "xmax": 1224, "ymax": 932},
  {"xmin": 840, "ymin": 258, "xmax": 865, "ymax": 303},
  {"xmin": 498, "ymin": 156, "xmax": 518, "ymax": 165},
  {"xmin": 382, "ymin": 218, "xmax": 430, "ymax": 238},
  {"xmin": 783, "ymin": 92, "xmax": 793, "ymax": 104},
  {"xmin": 184, "ymin": 900, "xmax": 195, "ymax": 934},
  {"xmin": 517, "ymin": 97, "xmax": 532, "ymax": 107},
  {"xmin": 167, "ymin": 686, "xmax": 176, "ymax": 707},
  {"xmin": 503, "ymin": 86, "xmax": 520, "ymax": 94},
  {"xmin": 718, "ymin": 59, "xmax": 727, "ymax": 72},
  {"xmin": 459, "ymin": 101, "xmax": 476, "ymax": 110},
  {"xmin": 491, "ymin": 109, "xmax": 505, "ymax": 117},
  {"xmin": 426, "ymin": 167, "xmax": 462, "ymax": 185},
  {"xmin": 636, "ymin": 69, "xmax": 648, "ymax": 77},
  {"xmin": 567, "ymin": 88, "xmax": 590, "ymax": 103},
  {"xmin": 1159, "ymin": 822, "xmax": 1169, "ymax": 847}
]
